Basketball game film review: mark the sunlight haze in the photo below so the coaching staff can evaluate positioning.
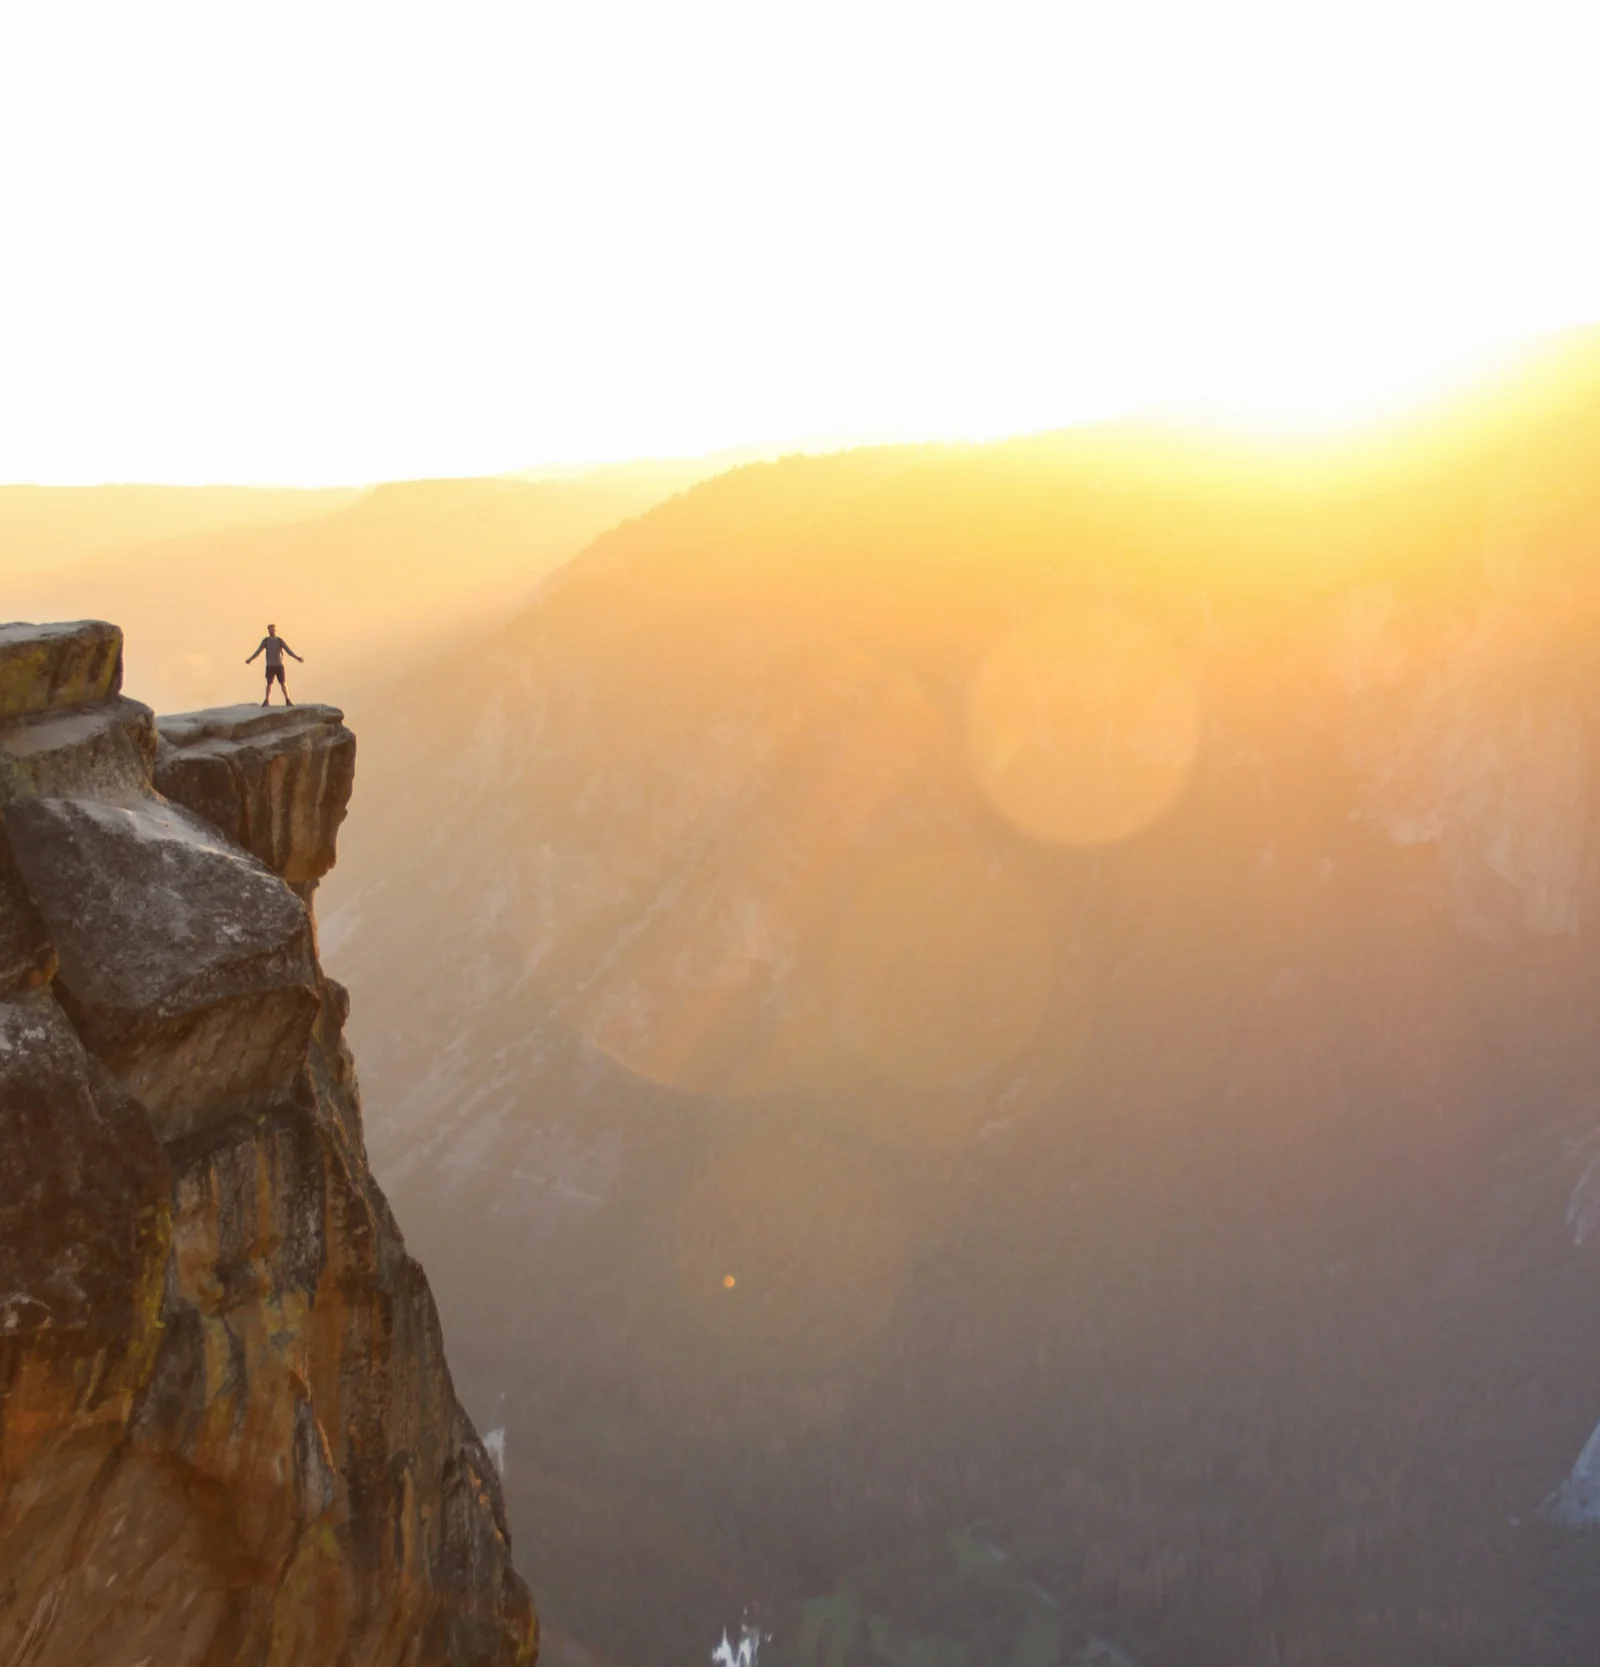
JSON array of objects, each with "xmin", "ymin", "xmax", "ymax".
[{"xmin": 3, "ymin": 0, "xmax": 1598, "ymax": 483}]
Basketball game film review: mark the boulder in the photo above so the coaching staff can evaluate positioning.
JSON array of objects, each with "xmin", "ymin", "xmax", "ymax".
[
  {"xmin": 4, "ymin": 795, "xmax": 318, "ymax": 1137},
  {"xmin": 0, "ymin": 619, "xmax": 122, "ymax": 720},
  {"xmin": 0, "ymin": 695, "xmax": 157, "ymax": 805},
  {"xmin": 155, "ymin": 704, "xmax": 356, "ymax": 890}
]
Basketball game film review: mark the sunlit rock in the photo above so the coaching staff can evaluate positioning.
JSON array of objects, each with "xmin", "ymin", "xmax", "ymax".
[
  {"xmin": 155, "ymin": 703, "xmax": 356, "ymax": 895},
  {"xmin": 0, "ymin": 618, "xmax": 123, "ymax": 720},
  {"xmin": 0, "ymin": 695, "xmax": 156, "ymax": 804}
]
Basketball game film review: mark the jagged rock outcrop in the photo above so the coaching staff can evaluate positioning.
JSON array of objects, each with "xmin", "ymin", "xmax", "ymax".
[
  {"xmin": 0, "ymin": 621, "xmax": 536, "ymax": 1666},
  {"xmin": 155, "ymin": 705, "xmax": 357, "ymax": 900}
]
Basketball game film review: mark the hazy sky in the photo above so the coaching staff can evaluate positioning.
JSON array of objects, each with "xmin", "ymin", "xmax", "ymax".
[{"xmin": 4, "ymin": 1, "xmax": 1599, "ymax": 485}]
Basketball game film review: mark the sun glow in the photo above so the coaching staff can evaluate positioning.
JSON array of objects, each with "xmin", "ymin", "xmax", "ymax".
[
  {"xmin": 1153, "ymin": 330, "xmax": 1553, "ymax": 440},
  {"xmin": 3, "ymin": 1, "xmax": 1599, "ymax": 483}
]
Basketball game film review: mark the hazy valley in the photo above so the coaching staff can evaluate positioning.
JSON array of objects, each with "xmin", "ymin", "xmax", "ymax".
[
  {"xmin": 296, "ymin": 338, "xmax": 1600, "ymax": 1664},
  {"xmin": 13, "ymin": 341, "xmax": 1600, "ymax": 1666},
  {"xmin": 8, "ymin": 453, "xmax": 744, "ymax": 719},
  {"xmin": 13, "ymin": 5, "xmax": 1598, "ymax": 1662}
]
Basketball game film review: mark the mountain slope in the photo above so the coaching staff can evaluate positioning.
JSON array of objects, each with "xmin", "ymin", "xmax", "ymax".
[
  {"xmin": 323, "ymin": 335, "xmax": 1600, "ymax": 1665},
  {"xmin": 2, "ymin": 482, "xmax": 359, "ymax": 571}
]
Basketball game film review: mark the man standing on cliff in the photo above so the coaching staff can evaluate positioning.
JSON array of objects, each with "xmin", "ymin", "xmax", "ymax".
[{"xmin": 245, "ymin": 624, "xmax": 303, "ymax": 706}]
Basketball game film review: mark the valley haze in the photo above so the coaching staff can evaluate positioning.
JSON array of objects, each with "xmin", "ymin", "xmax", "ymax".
[{"xmin": 10, "ymin": 330, "xmax": 1600, "ymax": 1664}]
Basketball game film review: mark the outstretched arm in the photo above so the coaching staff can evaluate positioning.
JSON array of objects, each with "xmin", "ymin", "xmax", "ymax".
[
  {"xmin": 285, "ymin": 644, "xmax": 304, "ymax": 662},
  {"xmin": 245, "ymin": 641, "xmax": 264, "ymax": 663}
]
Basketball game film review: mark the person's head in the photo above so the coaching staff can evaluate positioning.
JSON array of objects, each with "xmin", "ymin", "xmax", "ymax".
[{"xmin": 267, "ymin": 623, "xmax": 275, "ymax": 634}]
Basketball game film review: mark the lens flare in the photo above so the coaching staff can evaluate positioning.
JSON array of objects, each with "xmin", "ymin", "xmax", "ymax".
[
  {"xmin": 675, "ymin": 1133, "xmax": 908, "ymax": 1371},
  {"xmin": 531, "ymin": 658, "xmax": 950, "ymax": 1100},
  {"xmin": 967, "ymin": 605, "xmax": 1199, "ymax": 845},
  {"xmin": 826, "ymin": 839, "xmax": 1053, "ymax": 1089}
]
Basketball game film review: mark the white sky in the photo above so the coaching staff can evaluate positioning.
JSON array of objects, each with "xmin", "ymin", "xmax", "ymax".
[{"xmin": 2, "ymin": 1, "xmax": 1598, "ymax": 485}]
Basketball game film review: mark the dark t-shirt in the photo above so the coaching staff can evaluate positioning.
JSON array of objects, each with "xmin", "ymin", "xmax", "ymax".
[{"xmin": 256, "ymin": 635, "xmax": 292, "ymax": 667}]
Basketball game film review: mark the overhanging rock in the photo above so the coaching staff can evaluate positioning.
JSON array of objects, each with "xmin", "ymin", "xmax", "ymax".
[{"xmin": 155, "ymin": 704, "xmax": 356, "ymax": 894}]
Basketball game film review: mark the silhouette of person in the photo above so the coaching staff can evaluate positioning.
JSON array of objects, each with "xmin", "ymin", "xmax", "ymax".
[{"xmin": 245, "ymin": 624, "xmax": 303, "ymax": 706}]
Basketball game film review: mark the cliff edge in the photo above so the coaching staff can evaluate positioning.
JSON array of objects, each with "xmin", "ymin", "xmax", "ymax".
[{"xmin": 0, "ymin": 621, "xmax": 537, "ymax": 1665}]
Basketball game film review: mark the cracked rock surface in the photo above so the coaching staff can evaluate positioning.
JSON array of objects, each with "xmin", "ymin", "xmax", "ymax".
[{"xmin": 0, "ymin": 620, "xmax": 536, "ymax": 1667}]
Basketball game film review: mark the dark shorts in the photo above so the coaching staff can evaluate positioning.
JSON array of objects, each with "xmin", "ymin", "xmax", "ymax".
[{"xmin": 266, "ymin": 663, "xmax": 286, "ymax": 685}]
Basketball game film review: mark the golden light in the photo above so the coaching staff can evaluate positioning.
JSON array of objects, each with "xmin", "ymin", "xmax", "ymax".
[
  {"xmin": 826, "ymin": 839, "xmax": 1054, "ymax": 1089},
  {"xmin": 532, "ymin": 657, "xmax": 950, "ymax": 1102},
  {"xmin": 968, "ymin": 607, "xmax": 1199, "ymax": 846},
  {"xmin": 6, "ymin": 7, "xmax": 1598, "ymax": 481}
]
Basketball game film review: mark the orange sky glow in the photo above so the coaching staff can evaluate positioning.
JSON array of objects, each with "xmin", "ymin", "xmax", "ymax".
[{"xmin": 3, "ymin": 1, "xmax": 1599, "ymax": 485}]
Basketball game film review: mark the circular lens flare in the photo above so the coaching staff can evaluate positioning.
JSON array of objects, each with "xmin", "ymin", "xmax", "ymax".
[
  {"xmin": 826, "ymin": 839, "xmax": 1054, "ymax": 1089},
  {"xmin": 968, "ymin": 605, "xmax": 1199, "ymax": 845},
  {"xmin": 530, "ymin": 658, "xmax": 950, "ymax": 1101}
]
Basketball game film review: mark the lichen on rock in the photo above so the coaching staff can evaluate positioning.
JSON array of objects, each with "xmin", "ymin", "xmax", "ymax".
[
  {"xmin": 0, "ymin": 619, "xmax": 536, "ymax": 1666},
  {"xmin": 0, "ymin": 618, "xmax": 123, "ymax": 720}
]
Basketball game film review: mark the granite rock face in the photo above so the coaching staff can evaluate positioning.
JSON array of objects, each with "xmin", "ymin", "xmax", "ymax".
[
  {"xmin": 0, "ymin": 618, "xmax": 123, "ymax": 720},
  {"xmin": 0, "ymin": 833, "xmax": 53, "ymax": 992},
  {"xmin": 7, "ymin": 795, "xmax": 320, "ymax": 1139},
  {"xmin": 155, "ymin": 704, "xmax": 358, "ymax": 897},
  {"xmin": 0, "ymin": 621, "xmax": 536, "ymax": 1666},
  {"xmin": 0, "ymin": 695, "xmax": 157, "ymax": 804}
]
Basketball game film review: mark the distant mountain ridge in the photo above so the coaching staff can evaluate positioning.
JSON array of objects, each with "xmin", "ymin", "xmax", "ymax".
[
  {"xmin": 6, "ymin": 455, "xmax": 744, "ymax": 716},
  {"xmin": 2, "ymin": 482, "xmax": 360, "ymax": 572},
  {"xmin": 320, "ymin": 331, "xmax": 1600, "ymax": 1665}
]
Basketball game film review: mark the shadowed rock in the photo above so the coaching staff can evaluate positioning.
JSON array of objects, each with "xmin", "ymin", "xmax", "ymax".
[
  {"xmin": 0, "ymin": 990, "xmax": 169, "ymax": 1346},
  {"xmin": 155, "ymin": 703, "xmax": 356, "ymax": 894},
  {"xmin": 0, "ymin": 991, "xmax": 171, "ymax": 1629},
  {"xmin": 0, "ymin": 618, "xmax": 122, "ymax": 719},
  {"xmin": 0, "ymin": 829, "xmax": 53, "ymax": 993},
  {"xmin": 5, "ymin": 796, "xmax": 318, "ymax": 1138}
]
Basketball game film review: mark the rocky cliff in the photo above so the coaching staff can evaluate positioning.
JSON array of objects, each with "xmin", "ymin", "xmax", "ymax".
[{"xmin": 0, "ymin": 621, "xmax": 536, "ymax": 1666}]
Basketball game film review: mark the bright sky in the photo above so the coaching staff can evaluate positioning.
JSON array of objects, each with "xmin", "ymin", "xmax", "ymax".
[{"xmin": 3, "ymin": 1, "xmax": 1598, "ymax": 485}]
